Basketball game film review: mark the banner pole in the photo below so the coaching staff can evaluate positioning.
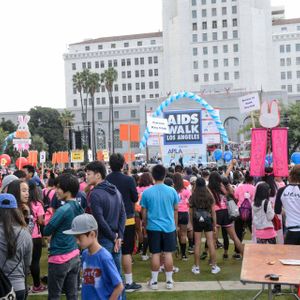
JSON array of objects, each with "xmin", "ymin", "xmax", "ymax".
[
  {"xmin": 251, "ymin": 112, "xmax": 256, "ymax": 129},
  {"xmin": 19, "ymin": 150, "xmax": 22, "ymax": 170},
  {"xmin": 158, "ymin": 133, "xmax": 163, "ymax": 163},
  {"xmin": 128, "ymin": 124, "xmax": 131, "ymax": 175}
]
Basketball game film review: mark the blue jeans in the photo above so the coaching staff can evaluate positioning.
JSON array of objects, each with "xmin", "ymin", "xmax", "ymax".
[{"xmin": 100, "ymin": 237, "xmax": 126, "ymax": 300}]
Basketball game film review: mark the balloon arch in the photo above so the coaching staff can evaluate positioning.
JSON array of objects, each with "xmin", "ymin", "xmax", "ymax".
[
  {"xmin": 139, "ymin": 92, "xmax": 229, "ymax": 149},
  {"xmin": 1, "ymin": 132, "xmax": 15, "ymax": 154}
]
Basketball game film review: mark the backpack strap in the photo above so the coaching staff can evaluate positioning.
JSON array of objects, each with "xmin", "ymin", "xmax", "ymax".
[{"xmin": 263, "ymin": 199, "xmax": 269, "ymax": 214}]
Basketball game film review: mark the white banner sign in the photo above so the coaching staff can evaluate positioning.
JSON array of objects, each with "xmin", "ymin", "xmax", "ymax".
[
  {"xmin": 147, "ymin": 117, "xmax": 169, "ymax": 134},
  {"xmin": 40, "ymin": 151, "xmax": 46, "ymax": 163},
  {"xmin": 238, "ymin": 93, "xmax": 260, "ymax": 114}
]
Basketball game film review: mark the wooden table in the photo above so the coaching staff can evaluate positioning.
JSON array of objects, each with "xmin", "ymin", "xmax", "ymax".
[{"xmin": 240, "ymin": 244, "xmax": 300, "ymax": 299}]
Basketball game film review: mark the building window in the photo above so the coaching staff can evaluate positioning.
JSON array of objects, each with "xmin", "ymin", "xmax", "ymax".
[
  {"xmin": 212, "ymin": 8, "xmax": 217, "ymax": 17},
  {"xmin": 222, "ymin": 20, "xmax": 227, "ymax": 28},
  {"xmin": 297, "ymin": 71, "xmax": 300, "ymax": 78},
  {"xmin": 73, "ymin": 87, "xmax": 77, "ymax": 94},
  {"xmin": 281, "ymin": 72, "xmax": 286, "ymax": 80},
  {"xmin": 201, "ymin": 0, "xmax": 206, "ymax": 4},
  {"xmin": 114, "ymin": 129, "xmax": 122, "ymax": 149},
  {"xmin": 280, "ymin": 58, "xmax": 285, "ymax": 66},
  {"xmin": 151, "ymin": 39, "xmax": 156, "ymax": 45},
  {"xmin": 128, "ymin": 95, "xmax": 132, "ymax": 103},
  {"xmin": 287, "ymin": 85, "xmax": 293, "ymax": 93},
  {"xmin": 82, "ymin": 62, "xmax": 86, "ymax": 69},
  {"xmin": 124, "ymin": 42, "xmax": 129, "ymax": 48},
  {"xmin": 213, "ymin": 59, "xmax": 218, "ymax": 67},
  {"xmin": 193, "ymin": 61, "xmax": 198, "ymax": 69},
  {"xmin": 203, "ymin": 60, "xmax": 208, "ymax": 68},
  {"xmin": 286, "ymin": 58, "xmax": 291, "ymax": 66},
  {"xmin": 98, "ymin": 45, "xmax": 103, "ymax": 50},
  {"xmin": 213, "ymin": 46, "xmax": 218, "ymax": 54},
  {"xmin": 281, "ymin": 85, "xmax": 286, "ymax": 90},
  {"xmin": 141, "ymin": 82, "xmax": 145, "ymax": 89},
  {"xmin": 130, "ymin": 110, "xmax": 136, "ymax": 118},
  {"xmin": 85, "ymin": 46, "xmax": 90, "ymax": 51},
  {"xmin": 192, "ymin": 23, "xmax": 198, "ymax": 31},
  {"xmin": 128, "ymin": 83, "xmax": 132, "ymax": 91},
  {"xmin": 281, "ymin": 27, "xmax": 287, "ymax": 31},
  {"xmin": 96, "ymin": 98, "xmax": 100, "ymax": 105},
  {"xmin": 101, "ymin": 97, "xmax": 106, "ymax": 105},
  {"xmin": 234, "ymin": 57, "xmax": 239, "ymax": 66},
  {"xmin": 287, "ymin": 71, "xmax": 292, "ymax": 79},
  {"xmin": 232, "ymin": 6, "xmax": 237, "ymax": 14},
  {"xmin": 122, "ymin": 71, "xmax": 126, "ymax": 79},
  {"xmin": 296, "ymin": 57, "xmax": 300, "ymax": 65},
  {"xmin": 192, "ymin": 0, "xmax": 197, "ymax": 5},
  {"xmin": 149, "ymin": 69, "xmax": 153, "ymax": 77},
  {"xmin": 204, "ymin": 73, "xmax": 209, "ymax": 82},
  {"xmin": 212, "ymin": 20, "xmax": 217, "ymax": 29},
  {"xmin": 203, "ymin": 47, "xmax": 208, "ymax": 55},
  {"xmin": 135, "ymin": 70, "xmax": 139, "ymax": 77},
  {"xmin": 234, "ymin": 71, "xmax": 240, "ymax": 79},
  {"xmin": 100, "ymin": 61, "xmax": 105, "ymax": 68},
  {"xmin": 192, "ymin": 10, "xmax": 197, "ymax": 18},
  {"xmin": 223, "ymin": 31, "xmax": 228, "ymax": 39},
  {"xmin": 140, "ymin": 57, "xmax": 144, "ymax": 64},
  {"xmin": 154, "ymin": 56, "xmax": 158, "ymax": 63},
  {"xmin": 136, "ymin": 95, "xmax": 140, "ymax": 102},
  {"xmin": 122, "ymin": 84, "xmax": 126, "ymax": 91},
  {"xmin": 297, "ymin": 84, "xmax": 300, "ymax": 93},
  {"xmin": 202, "ymin": 22, "xmax": 207, "ymax": 30},
  {"xmin": 212, "ymin": 32, "xmax": 218, "ymax": 40},
  {"xmin": 136, "ymin": 82, "xmax": 140, "ymax": 90},
  {"xmin": 141, "ymin": 70, "xmax": 145, "ymax": 77},
  {"xmin": 97, "ymin": 112, "xmax": 102, "ymax": 120},
  {"xmin": 222, "ymin": 7, "xmax": 227, "ymax": 15},
  {"xmin": 154, "ymin": 81, "xmax": 159, "ymax": 89},
  {"xmin": 233, "ymin": 44, "xmax": 239, "ymax": 52},
  {"xmin": 233, "ymin": 18, "xmax": 238, "ymax": 26},
  {"xmin": 154, "ymin": 69, "xmax": 159, "ymax": 76},
  {"xmin": 135, "ymin": 58, "xmax": 139, "ymax": 65},
  {"xmin": 101, "ymin": 86, "xmax": 105, "ymax": 92},
  {"xmin": 280, "ymin": 45, "xmax": 285, "ymax": 53},
  {"xmin": 211, "ymin": 0, "xmax": 216, "ymax": 3},
  {"xmin": 95, "ymin": 61, "xmax": 99, "ymax": 68},
  {"xmin": 193, "ymin": 34, "xmax": 198, "ymax": 42},
  {"xmin": 113, "ymin": 60, "xmax": 118, "ymax": 67},
  {"xmin": 224, "ymin": 58, "xmax": 229, "ymax": 67},
  {"xmin": 149, "ymin": 82, "xmax": 154, "ymax": 89},
  {"xmin": 148, "ymin": 57, "xmax": 153, "ymax": 64},
  {"xmin": 108, "ymin": 59, "xmax": 113, "ymax": 67},
  {"xmin": 89, "ymin": 98, "xmax": 92, "ymax": 106},
  {"xmin": 72, "ymin": 63, "xmax": 76, "ymax": 70},
  {"xmin": 296, "ymin": 44, "xmax": 300, "ymax": 51},
  {"xmin": 115, "ymin": 96, "xmax": 119, "ymax": 104},
  {"xmin": 202, "ymin": 9, "xmax": 207, "ymax": 17},
  {"xmin": 127, "ymin": 71, "xmax": 131, "ymax": 78},
  {"xmin": 111, "ymin": 43, "xmax": 116, "ymax": 48},
  {"xmin": 137, "ymin": 41, "xmax": 143, "ymax": 46},
  {"xmin": 87, "ymin": 62, "xmax": 91, "ymax": 69},
  {"xmin": 121, "ymin": 59, "xmax": 126, "ymax": 66},
  {"xmin": 122, "ymin": 96, "xmax": 127, "ymax": 103},
  {"xmin": 193, "ymin": 48, "xmax": 198, "ymax": 56},
  {"xmin": 223, "ymin": 45, "xmax": 228, "ymax": 53},
  {"xmin": 224, "ymin": 72, "xmax": 229, "ymax": 80},
  {"xmin": 286, "ymin": 45, "xmax": 291, "ymax": 52},
  {"xmin": 127, "ymin": 58, "xmax": 131, "ymax": 66},
  {"xmin": 214, "ymin": 73, "xmax": 219, "ymax": 81},
  {"xmin": 233, "ymin": 30, "xmax": 238, "ymax": 38},
  {"xmin": 202, "ymin": 33, "xmax": 207, "ymax": 41},
  {"xmin": 73, "ymin": 99, "xmax": 77, "ymax": 107}
]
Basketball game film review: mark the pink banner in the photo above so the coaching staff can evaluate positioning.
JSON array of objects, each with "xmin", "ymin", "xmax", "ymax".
[
  {"xmin": 250, "ymin": 128, "xmax": 268, "ymax": 177},
  {"xmin": 272, "ymin": 128, "xmax": 289, "ymax": 177}
]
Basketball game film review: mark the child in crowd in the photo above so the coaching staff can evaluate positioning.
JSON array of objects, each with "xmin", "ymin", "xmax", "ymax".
[{"xmin": 64, "ymin": 214, "xmax": 124, "ymax": 300}]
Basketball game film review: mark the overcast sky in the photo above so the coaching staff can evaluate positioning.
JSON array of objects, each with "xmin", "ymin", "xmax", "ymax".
[{"xmin": 0, "ymin": 0, "xmax": 298, "ymax": 113}]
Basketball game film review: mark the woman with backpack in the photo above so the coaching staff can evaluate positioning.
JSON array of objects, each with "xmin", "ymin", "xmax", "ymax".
[
  {"xmin": 189, "ymin": 177, "xmax": 220, "ymax": 275},
  {"xmin": 0, "ymin": 193, "xmax": 33, "ymax": 300},
  {"xmin": 28, "ymin": 180, "xmax": 46, "ymax": 293}
]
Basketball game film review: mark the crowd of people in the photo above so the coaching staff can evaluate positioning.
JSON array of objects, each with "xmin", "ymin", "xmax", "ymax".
[{"xmin": 0, "ymin": 154, "xmax": 300, "ymax": 299}]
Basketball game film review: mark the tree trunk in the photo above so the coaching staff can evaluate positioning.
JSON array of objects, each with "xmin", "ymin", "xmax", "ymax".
[
  {"xmin": 91, "ymin": 95, "xmax": 96, "ymax": 160},
  {"xmin": 108, "ymin": 91, "xmax": 112, "ymax": 154},
  {"xmin": 79, "ymin": 91, "xmax": 86, "ymax": 145},
  {"xmin": 109, "ymin": 90, "xmax": 115, "ymax": 154}
]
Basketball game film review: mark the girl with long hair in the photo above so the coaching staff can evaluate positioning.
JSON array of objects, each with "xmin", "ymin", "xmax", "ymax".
[
  {"xmin": 208, "ymin": 171, "xmax": 244, "ymax": 257},
  {"xmin": 0, "ymin": 194, "xmax": 32, "ymax": 300},
  {"xmin": 173, "ymin": 172, "xmax": 191, "ymax": 261},
  {"xmin": 190, "ymin": 178, "xmax": 220, "ymax": 274}
]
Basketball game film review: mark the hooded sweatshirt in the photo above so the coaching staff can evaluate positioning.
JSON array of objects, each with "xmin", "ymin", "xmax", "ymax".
[
  {"xmin": 0, "ymin": 226, "xmax": 32, "ymax": 292},
  {"xmin": 90, "ymin": 180, "xmax": 126, "ymax": 242},
  {"xmin": 252, "ymin": 199, "xmax": 275, "ymax": 230}
]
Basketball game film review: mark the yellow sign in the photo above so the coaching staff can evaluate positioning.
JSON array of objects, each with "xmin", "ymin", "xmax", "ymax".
[
  {"xmin": 102, "ymin": 150, "xmax": 109, "ymax": 162},
  {"xmin": 71, "ymin": 150, "xmax": 84, "ymax": 163}
]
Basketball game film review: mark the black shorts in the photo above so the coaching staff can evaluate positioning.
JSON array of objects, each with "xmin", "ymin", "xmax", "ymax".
[
  {"xmin": 178, "ymin": 212, "xmax": 189, "ymax": 225},
  {"xmin": 284, "ymin": 230, "xmax": 300, "ymax": 245},
  {"xmin": 216, "ymin": 209, "xmax": 232, "ymax": 227},
  {"xmin": 122, "ymin": 224, "xmax": 135, "ymax": 255},
  {"xmin": 193, "ymin": 217, "xmax": 213, "ymax": 232},
  {"xmin": 147, "ymin": 230, "xmax": 177, "ymax": 254}
]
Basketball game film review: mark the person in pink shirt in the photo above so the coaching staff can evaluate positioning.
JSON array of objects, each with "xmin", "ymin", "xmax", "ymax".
[
  {"xmin": 77, "ymin": 171, "xmax": 88, "ymax": 192},
  {"xmin": 173, "ymin": 173, "xmax": 191, "ymax": 261},
  {"xmin": 28, "ymin": 181, "xmax": 46, "ymax": 293}
]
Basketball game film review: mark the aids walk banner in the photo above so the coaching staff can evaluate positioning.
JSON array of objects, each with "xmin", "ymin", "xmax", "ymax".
[{"xmin": 163, "ymin": 110, "xmax": 202, "ymax": 145}]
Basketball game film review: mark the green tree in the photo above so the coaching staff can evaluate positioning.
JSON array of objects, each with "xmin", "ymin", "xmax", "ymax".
[
  {"xmin": 0, "ymin": 120, "xmax": 17, "ymax": 133},
  {"xmin": 30, "ymin": 134, "xmax": 49, "ymax": 152},
  {"xmin": 73, "ymin": 72, "xmax": 85, "ymax": 128},
  {"xmin": 0, "ymin": 127, "xmax": 8, "ymax": 153},
  {"xmin": 28, "ymin": 106, "xmax": 66, "ymax": 156},
  {"xmin": 60, "ymin": 109, "xmax": 75, "ymax": 149},
  {"xmin": 101, "ymin": 67, "xmax": 118, "ymax": 153},
  {"xmin": 87, "ymin": 72, "xmax": 101, "ymax": 159}
]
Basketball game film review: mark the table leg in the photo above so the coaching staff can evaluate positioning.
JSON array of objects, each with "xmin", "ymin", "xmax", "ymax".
[
  {"xmin": 268, "ymin": 284, "xmax": 272, "ymax": 300},
  {"xmin": 252, "ymin": 284, "xmax": 265, "ymax": 300}
]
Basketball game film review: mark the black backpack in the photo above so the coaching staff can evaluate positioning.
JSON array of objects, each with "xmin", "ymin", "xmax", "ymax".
[{"xmin": 43, "ymin": 189, "xmax": 52, "ymax": 210}]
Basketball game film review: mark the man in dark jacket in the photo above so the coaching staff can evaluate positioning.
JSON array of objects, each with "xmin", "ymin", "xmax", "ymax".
[
  {"xmin": 86, "ymin": 161, "xmax": 126, "ymax": 278},
  {"xmin": 106, "ymin": 153, "xmax": 141, "ymax": 291}
]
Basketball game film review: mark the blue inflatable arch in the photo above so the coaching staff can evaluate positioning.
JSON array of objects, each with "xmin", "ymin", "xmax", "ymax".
[{"xmin": 139, "ymin": 92, "xmax": 229, "ymax": 149}]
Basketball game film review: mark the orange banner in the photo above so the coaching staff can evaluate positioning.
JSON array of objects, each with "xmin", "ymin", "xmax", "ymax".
[
  {"xmin": 97, "ymin": 150, "xmax": 104, "ymax": 161},
  {"xmin": 52, "ymin": 152, "xmax": 57, "ymax": 164},
  {"xmin": 124, "ymin": 152, "xmax": 135, "ymax": 163},
  {"xmin": 120, "ymin": 124, "xmax": 129, "ymax": 141},
  {"xmin": 130, "ymin": 124, "xmax": 140, "ymax": 142},
  {"xmin": 62, "ymin": 151, "xmax": 69, "ymax": 164}
]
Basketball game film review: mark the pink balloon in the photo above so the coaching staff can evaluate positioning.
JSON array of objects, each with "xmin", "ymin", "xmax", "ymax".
[
  {"xmin": 15, "ymin": 157, "xmax": 28, "ymax": 169},
  {"xmin": 0, "ymin": 154, "xmax": 11, "ymax": 167}
]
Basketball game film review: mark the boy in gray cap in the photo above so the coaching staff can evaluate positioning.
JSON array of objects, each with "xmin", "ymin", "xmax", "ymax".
[
  {"xmin": 64, "ymin": 214, "xmax": 124, "ymax": 300},
  {"xmin": 1, "ymin": 174, "xmax": 18, "ymax": 192}
]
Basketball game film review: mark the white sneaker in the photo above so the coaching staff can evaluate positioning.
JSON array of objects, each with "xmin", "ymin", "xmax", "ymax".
[
  {"xmin": 141, "ymin": 255, "xmax": 149, "ymax": 261},
  {"xmin": 166, "ymin": 281, "xmax": 174, "ymax": 290},
  {"xmin": 159, "ymin": 265, "xmax": 165, "ymax": 273},
  {"xmin": 147, "ymin": 280, "xmax": 158, "ymax": 290},
  {"xmin": 173, "ymin": 266, "xmax": 179, "ymax": 273},
  {"xmin": 191, "ymin": 265, "xmax": 200, "ymax": 275},
  {"xmin": 211, "ymin": 265, "xmax": 221, "ymax": 274}
]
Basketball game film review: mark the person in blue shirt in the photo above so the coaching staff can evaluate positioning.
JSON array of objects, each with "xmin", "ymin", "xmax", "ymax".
[
  {"xmin": 141, "ymin": 164, "xmax": 179, "ymax": 290},
  {"xmin": 64, "ymin": 213, "xmax": 124, "ymax": 300}
]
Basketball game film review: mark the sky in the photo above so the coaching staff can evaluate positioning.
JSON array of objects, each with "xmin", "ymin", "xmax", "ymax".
[{"xmin": 0, "ymin": 0, "xmax": 299, "ymax": 113}]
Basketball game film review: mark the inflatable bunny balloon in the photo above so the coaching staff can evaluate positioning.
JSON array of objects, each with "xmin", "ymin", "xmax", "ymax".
[{"xmin": 259, "ymin": 100, "xmax": 280, "ymax": 129}]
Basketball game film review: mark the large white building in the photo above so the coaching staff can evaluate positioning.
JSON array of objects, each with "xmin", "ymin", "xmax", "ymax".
[{"xmin": 61, "ymin": 0, "xmax": 298, "ymax": 150}]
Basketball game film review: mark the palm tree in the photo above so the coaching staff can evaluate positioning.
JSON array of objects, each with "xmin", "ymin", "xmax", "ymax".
[
  {"xmin": 60, "ymin": 109, "xmax": 75, "ymax": 150},
  {"xmin": 87, "ymin": 72, "xmax": 101, "ymax": 159},
  {"xmin": 101, "ymin": 67, "xmax": 118, "ymax": 154}
]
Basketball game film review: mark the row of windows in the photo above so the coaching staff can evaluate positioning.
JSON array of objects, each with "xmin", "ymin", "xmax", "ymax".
[
  {"xmin": 280, "ymin": 26, "xmax": 300, "ymax": 32},
  {"xmin": 280, "ymin": 57, "xmax": 300, "ymax": 66},
  {"xmin": 193, "ymin": 57, "xmax": 239, "ymax": 69},
  {"xmin": 71, "ymin": 56, "xmax": 159, "ymax": 70},
  {"xmin": 281, "ymin": 84, "xmax": 300, "ymax": 93},
  {"xmin": 192, "ymin": 19, "xmax": 238, "ymax": 29},
  {"xmin": 193, "ymin": 6, "xmax": 237, "ymax": 18},
  {"xmin": 192, "ymin": 30, "xmax": 238, "ymax": 42},
  {"xmin": 192, "ymin": 0, "xmax": 237, "ymax": 5},
  {"xmin": 121, "ymin": 69, "xmax": 159, "ymax": 78},
  {"xmin": 280, "ymin": 71, "xmax": 300, "ymax": 80},
  {"xmin": 194, "ymin": 71, "xmax": 240, "ymax": 82},
  {"xmin": 279, "ymin": 44, "xmax": 300, "ymax": 53},
  {"xmin": 193, "ymin": 43, "xmax": 239, "ymax": 55},
  {"xmin": 84, "ymin": 39, "xmax": 157, "ymax": 51},
  {"xmin": 97, "ymin": 109, "xmax": 137, "ymax": 120}
]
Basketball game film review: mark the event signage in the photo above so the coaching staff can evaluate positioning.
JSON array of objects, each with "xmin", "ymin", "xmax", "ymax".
[
  {"xmin": 71, "ymin": 150, "xmax": 84, "ymax": 163},
  {"xmin": 39, "ymin": 151, "xmax": 46, "ymax": 163},
  {"xmin": 147, "ymin": 117, "xmax": 169, "ymax": 134},
  {"xmin": 238, "ymin": 93, "xmax": 260, "ymax": 114},
  {"xmin": 163, "ymin": 110, "xmax": 202, "ymax": 145}
]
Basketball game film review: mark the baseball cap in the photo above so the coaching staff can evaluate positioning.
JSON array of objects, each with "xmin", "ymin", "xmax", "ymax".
[
  {"xmin": 1, "ymin": 175, "xmax": 18, "ymax": 192},
  {"xmin": 63, "ymin": 214, "xmax": 98, "ymax": 235},
  {"xmin": 0, "ymin": 194, "xmax": 18, "ymax": 209}
]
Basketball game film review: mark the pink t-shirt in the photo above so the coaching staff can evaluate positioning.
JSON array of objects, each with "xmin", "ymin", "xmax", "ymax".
[
  {"xmin": 31, "ymin": 201, "xmax": 45, "ymax": 239},
  {"xmin": 80, "ymin": 182, "xmax": 88, "ymax": 192},
  {"xmin": 256, "ymin": 227, "xmax": 277, "ymax": 239},
  {"xmin": 178, "ymin": 188, "xmax": 191, "ymax": 212},
  {"xmin": 214, "ymin": 194, "xmax": 227, "ymax": 211},
  {"xmin": 234, "ymin": 184, "xmax": 256, "ymax": 207},
  {"xmin": 48, "ymin": 249, "xmax": 80, "ymax": 264},
  {"xmin": 42, "ymin": 188, "xmax": 56, "ymax": 204}
]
